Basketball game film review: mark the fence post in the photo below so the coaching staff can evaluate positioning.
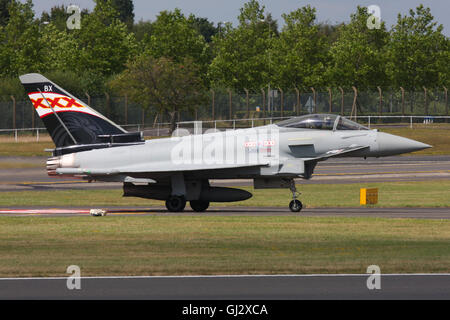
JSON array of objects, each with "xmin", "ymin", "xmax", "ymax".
[
  {"xmin": 278, "ymin": 87, "xmax": 284, "ymax": 117},
  {"xmin": 377, "ymin": 86, "xmax": 383, "ymax": 115},
  {"xmin": 327, "ymin": 87, "xmax": 332, "ymax": 113},
  {"xmin": 85, "ymin": 92, "xmax": 91, "ymax": 107},
  {"xmin": 423, "ymin": 87, "xmax": 429, "ymax": 115},
  {"xmin": 244, "ymin": 88, "xmax": 249, "ymax": 119},
  {"xmin": 105, "ymin": 92, "xmax": 110, "ymax": 118},
  {"xmin": 310, "ymin": 87, "xmax": 316, "ymax": 113},
  {"xmin": 10, "ymin": 95, "xmax": 16, "ymax": 130},
  {"xmin": 351, "ymin": 86, "xmax": 358, "ymax": 119},
  {"xmin": 444, "ymin": 86, "xmax": 448, "ymax": 116},
  {"xmin": 152, "ymin": 112, "xmax": 159, "ymax": 128},
  {"xmin": 124, "ymin": 94, "xmax": 128, "ymax": 125},
  {"xmin": 339, "ymin": 87, "xmax": 344, "ymax": 115},
  {"xmin": 400, "ymin": 87, "xmax": 405, "ymax": 116},
  {"xmin": 294, "ymin": 87, "xmax": 300, "ymax": 115},
  {"xmin": 31, "ymin": 101, "xmax": 35, "ymax": 130},
  {"xmin": 261, "ymin": 88, "xmax": 266, "ymax": 124},
  {"xmin": 227, "ymin": 89, "xmax": 232, "ymax": 119},
  {"xmin": 211, "ymin": 89, "xmax": 215, "ymax": 121}
]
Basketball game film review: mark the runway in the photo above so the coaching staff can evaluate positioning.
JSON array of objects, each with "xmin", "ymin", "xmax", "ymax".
[
  {"xmin": 1, "ymin": 274, "xmax": 450, "ymax": 299},
  {"xmin": 1, "ymin": 155, "xmax": 449, "ymax": 192},
  {"xmin": 0, "ymin": 206, "xmax": 449, "ymax": 219}
]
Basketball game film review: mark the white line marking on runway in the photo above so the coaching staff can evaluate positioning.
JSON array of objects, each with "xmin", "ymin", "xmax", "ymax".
[{"xmin": 1, "ymin": 273, "xmax": 450, "ymax": 280}]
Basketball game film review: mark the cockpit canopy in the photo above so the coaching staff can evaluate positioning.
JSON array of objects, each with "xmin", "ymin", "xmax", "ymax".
[{"xmin": 276, "ymin": 114, "xmax": 369, "ymax": 131}]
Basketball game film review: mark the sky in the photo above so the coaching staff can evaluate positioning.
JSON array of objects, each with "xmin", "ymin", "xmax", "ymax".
[{"xmin": 30, "ymin": 0, "xmax": 450, "ymax": 35}]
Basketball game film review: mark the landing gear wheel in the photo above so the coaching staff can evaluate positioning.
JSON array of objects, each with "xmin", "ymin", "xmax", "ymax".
[
  {"xmin": 190, "ymin": 200, "xmax": 210, "ymax": 212},
  {"xmin": 165, "ymin": 196, "xmax": 186, "ymax": 212},
  {"xmin": 288, "ymin": 179, "xmax": 303, "ymax": 212},
  {"xmin": 289, "ymin": 200, "xmax": 303, "ymax": 212}
]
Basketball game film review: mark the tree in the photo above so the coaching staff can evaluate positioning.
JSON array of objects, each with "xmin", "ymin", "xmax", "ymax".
[
  {"xmin": 188, "ymin": 15, "xmax": 217, "ymax": 43},
  {"xmin": 327, "ymin": 6, "xmax": 389, "ymax": 89},
  {"xmin": 0, "ymin": 76, "xmax": 25, "ymax": 98},
  {"xmin": 98, "ymin": 0, "xmax": 134, "ymax": 29},
  {"xmin": 317, "ymin": 22, "xmax": 342, "ymax": 45},
  {"xmin": 132, "ymin": 19, "xmax": 153, "ymax": 42},
  {"xmin": 272, "ymin": 6, "xmax": 330, "ymax": 89},
  {"xmin": 40, "ymin": 5, "xmax": 68, "ymax": 31},
  {"xmin": 439, "ymin": 38, "xmax": 450, "ymax": 87},
  {"xmin": 75, "ymin": 0, "xmax": 137, "ymax": 77},
  {"xmin": 142, "ymin": 9, "xmax": 209, "ymax": 73},
  {"xmin": 111, "ymin": 55, "xmax": 208, "ymax": 133},
  {"xmin": 208, "ymin": 0, "xmax": 276, "ymax": 91},
  {"xmin": 0, "ymin": 0, "xmax": 12, "ymax": 26},
  {"xmin": 0, "ymin": 0, "xmax": 44, "ymax": 76},
  {"xmin": 39, "ymin": 23, "xmax": 80, "ymax": 73},
  {"xmin": 387, "ymin": 5, "xmax": 448, "ymax": 90}
]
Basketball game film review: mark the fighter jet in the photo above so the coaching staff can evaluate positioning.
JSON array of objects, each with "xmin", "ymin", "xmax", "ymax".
[{"xmin": 20, "ymin": 73, "xmax": 431, "ymax": 212}]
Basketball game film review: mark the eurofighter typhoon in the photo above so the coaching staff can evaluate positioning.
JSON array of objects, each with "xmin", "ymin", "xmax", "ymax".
[{"xmin": 20, "ymin": 74, "xmax": 431, "ymax": 212}]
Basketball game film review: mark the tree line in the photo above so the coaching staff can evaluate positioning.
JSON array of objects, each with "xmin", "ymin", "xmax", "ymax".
[{"xmin": 0, "ymin": 0, "xmax": 448, "ymax": 127}]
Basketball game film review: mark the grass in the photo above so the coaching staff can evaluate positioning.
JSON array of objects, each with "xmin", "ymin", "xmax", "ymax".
[
  {"xmin": 0, "ymin": 215, "xmax": 449, "ymax": 277},
  {"xmin": 0, "ymin": 180, "xmax": 449, "ymax": 208},
  {"xmin": 0, "ymin": 162, "xmax": 42, "ymax": 169},
  {"xmin": 0, "ymin": 141, "xmax": 54, "ymax": 157}
]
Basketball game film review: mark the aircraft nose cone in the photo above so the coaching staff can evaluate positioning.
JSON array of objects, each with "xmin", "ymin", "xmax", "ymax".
[{"xmin": 377, "ymin": 132, "xmax": 431, "ymax": 156}]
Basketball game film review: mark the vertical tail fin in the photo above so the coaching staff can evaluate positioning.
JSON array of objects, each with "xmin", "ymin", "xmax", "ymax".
[{"xmin": 19, "ymin": 73, "xmax": 127, "ymax": 148}]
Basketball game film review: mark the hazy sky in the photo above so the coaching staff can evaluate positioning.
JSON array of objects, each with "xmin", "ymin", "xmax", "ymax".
[{"xmin": 30, "ymin": 0, "xmax": 449, "ymax": 35}]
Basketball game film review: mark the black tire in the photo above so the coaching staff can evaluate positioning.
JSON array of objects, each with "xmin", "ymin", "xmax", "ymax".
[
  {"xmin": 289, "ymin": 200, "xmax": 303, "ymax": 212},
  {"xmin": 165, "ymin": 196, "xmax": 186, "ymax": 212},
  {"xmin": 190, "ymin": 200, "xmax": 210, "ymax": 212}
]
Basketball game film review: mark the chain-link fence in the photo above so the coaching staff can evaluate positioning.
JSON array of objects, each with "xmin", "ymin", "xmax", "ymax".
[{"xmin": 0, "ymin": 88, "xmax": 448, "ymax": 130}]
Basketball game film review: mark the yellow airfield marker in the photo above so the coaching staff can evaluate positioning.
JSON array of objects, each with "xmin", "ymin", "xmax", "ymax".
[{"xmin": 360, "ymin": 188, "xmax": 378, "ymax": 205}]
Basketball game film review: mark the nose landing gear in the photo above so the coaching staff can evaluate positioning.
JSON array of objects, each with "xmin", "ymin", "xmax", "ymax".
[{"xmin": 289, "ymin": 180, "xmax": 303, "ymax": 212}]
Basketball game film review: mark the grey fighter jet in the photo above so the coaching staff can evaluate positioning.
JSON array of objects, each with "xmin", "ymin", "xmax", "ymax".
[{"xmin": 20, "ymin": 74, "xmax": 431, "ymax": 212}]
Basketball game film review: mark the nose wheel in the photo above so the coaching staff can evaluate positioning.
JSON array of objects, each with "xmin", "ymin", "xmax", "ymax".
[
  {"xmin": 289, "ymin": 200, "xmax": 303, "ymax": 212},
  {"xmin": 289, "ymin": 180, "xmax": 303, "ymax": 212}
]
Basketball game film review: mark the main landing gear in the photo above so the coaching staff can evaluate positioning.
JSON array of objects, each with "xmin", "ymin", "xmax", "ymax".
[
  {"xmin": 289, "ymin": 180, "xmax": 303, "ymax": 212},
  {"xmin": 165, "ymin": 195, "xmax": 186, "ymax": 212},
  {"xmin": 190, "ymin": 200, "xmax": 210, "ymax": 212},
  {"xmin": 165, "ymin": 196, "xmax": 210, "ymax": 212}
]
